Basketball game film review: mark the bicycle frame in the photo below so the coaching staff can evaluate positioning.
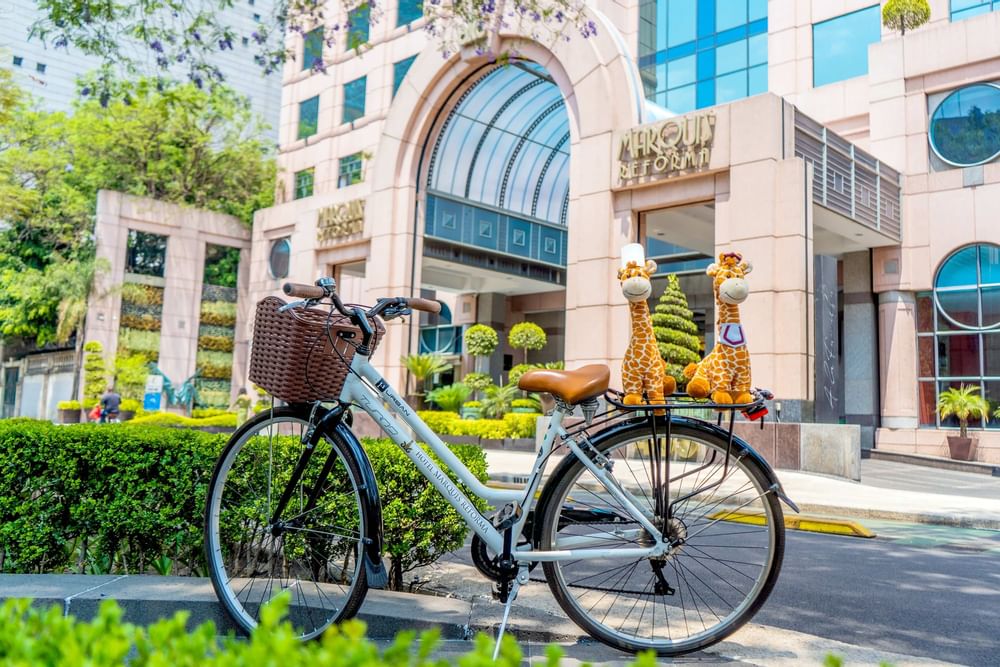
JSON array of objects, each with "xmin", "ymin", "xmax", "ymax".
[{"xmin": 342, "ymin": 352, "xmax": 668, "ymax": 563}]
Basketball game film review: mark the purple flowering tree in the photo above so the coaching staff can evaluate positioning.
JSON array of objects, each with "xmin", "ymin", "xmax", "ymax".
[{"xmin": 31, "ymin": 0, "xmax": 596, "ymax": 102}]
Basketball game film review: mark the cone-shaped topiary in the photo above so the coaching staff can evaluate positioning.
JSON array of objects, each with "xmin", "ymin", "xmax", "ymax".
[{"xmin": 651, "ymin": 274, "xmax": 701, "ymax": 389}]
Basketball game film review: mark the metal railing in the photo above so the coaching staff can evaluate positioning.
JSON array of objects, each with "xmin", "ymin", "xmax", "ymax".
[{"xmin": 794, "ymin": 111, "xmax": 902, "ymax": 242}]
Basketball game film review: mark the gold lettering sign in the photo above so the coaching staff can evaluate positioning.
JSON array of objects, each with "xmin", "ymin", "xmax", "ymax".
[
  {"xmin": 317, "ymin": 199, "xmax": 365, "ymax": 243},
  {"xmin": 617, "ymin": 112, "xmax": 716, "ymax": 184}
]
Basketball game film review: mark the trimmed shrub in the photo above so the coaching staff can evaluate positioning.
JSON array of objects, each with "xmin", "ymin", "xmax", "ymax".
[
  {"xmin": 463, "ymin": 324, "xmax": 499, "ymax": 357},
  {"xmin": 58, "ymin": 400, "xmax": 82, "ymax": 410},
  {"xmin": 197, "ymin": 390, "xmax": 231, "ymax": 407},
  {"xmin": 118, "ymin": 328, "xmax": 161, "ymax": 354},
  {"xmin": 416, "ymin": 411, "xmax": 539, "ymax": 439},
  {"xmin": 652, "ymin": 274, "xmax": 701, "ymax": 389},
  {"xmin": 127, "ymin": 413, "xmax": 237, "ymax": 428},
  {"xmin": 0, "ymin": 421, "xmax": 489, "ymax": 584},
  {"xmin": 120, "ymin": 283, "xmax": 164, "ymax": 307},
  {"xmin": 0, "ymin": 596, "xmax": 561, "ymax": 667},
  {"xmin": 191, "ymin": 408, "xmax": 230, "ymax": 419},
  {"xmin": 200, "ymin": 300, "xmax": 237, "ymax": 323},
  {"xmin": 83, "ymin": 341, "xmax": 108, "ymax": 408},
  {"xmin": 507, "ymin": 363, "xmax": 534, "ymax": 385},
  {"xmin": 120, "ymin": 313, "xmax": 161, "ymax": 331},
  {"xmin": 508, "ymin": 321, "xmax": 546, "ymax": 364}
]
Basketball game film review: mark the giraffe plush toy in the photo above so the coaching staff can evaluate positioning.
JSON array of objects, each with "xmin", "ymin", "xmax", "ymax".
[
  {"xmin": 684, "ymin": 252, "xmax": 754, "ymax": 405},
  {"xmin": 618, "ymin": 259, "xmax": 677, "ymax": 408}
]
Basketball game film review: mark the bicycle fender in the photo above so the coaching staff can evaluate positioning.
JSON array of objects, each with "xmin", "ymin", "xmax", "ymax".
[{"xmin": 333, "ymin": 422, "xmax": 389, "ymax": 589}]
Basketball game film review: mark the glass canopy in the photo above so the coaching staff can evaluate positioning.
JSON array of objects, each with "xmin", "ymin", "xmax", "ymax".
[{"xmin": 427, "ymin": 62, "xmax": 570, "ymax": 226}]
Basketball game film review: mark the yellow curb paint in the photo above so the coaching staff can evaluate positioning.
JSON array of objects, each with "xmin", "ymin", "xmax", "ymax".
[{"xmin": 709, "ymin": 510, "xmax": 876, "ymax": 538}]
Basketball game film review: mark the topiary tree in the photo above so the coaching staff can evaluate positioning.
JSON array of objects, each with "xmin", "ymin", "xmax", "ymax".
[
  {"xmin": 651, "ymin": 274, "xmax": 701, "ymax": 390},
  {"xmin": 463, "ymin": 324, "xmax": 498, "ymax": 373},
  {"xmin": 462, "ymin": 371, "xmax": 494, "ymax": 400},
  {"xmin": 508, "ymin": 321, "xmax": 547, "ymax": 364},
  {"xmin": 82, "ymin": 341, "xmax": 108, "ymax": 408},
  {"xmin": 882, "ymin": 0, "xmax": 930, "ymax": 35}
]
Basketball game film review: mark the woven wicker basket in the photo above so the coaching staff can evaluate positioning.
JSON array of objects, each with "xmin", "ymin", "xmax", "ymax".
[{"xmin": 248, "ymin": 296, "xmax": 384, "ymax": 403}]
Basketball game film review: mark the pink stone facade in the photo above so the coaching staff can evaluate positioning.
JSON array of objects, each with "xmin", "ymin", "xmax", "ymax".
[{"xmin": 248, "ymin": 1, "xmax": 1000, "ymax": 463}]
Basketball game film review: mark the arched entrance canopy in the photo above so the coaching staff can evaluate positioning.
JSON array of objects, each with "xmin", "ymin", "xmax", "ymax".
[{"xmin": 427, "ymin": 62, "xmax": 569, "ymax": 226}]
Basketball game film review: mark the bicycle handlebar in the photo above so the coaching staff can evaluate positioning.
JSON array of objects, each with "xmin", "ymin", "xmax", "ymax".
[
  {"xmin": 283, "ymin": 282, "xmax": 327, "ymax": 299},
  {"xmin": 283, "ymin": 281, "xmax": 442, "ymax": 317},
  {"xmin": 404, "ymin": 298, "xmax": 442, "ymax": 314}
]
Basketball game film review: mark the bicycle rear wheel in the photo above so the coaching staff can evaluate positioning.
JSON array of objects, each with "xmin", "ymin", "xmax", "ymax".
[
  {"xmin": 538, "ymin": 419, "xmax": 784, "ymax": 655},
  {"xmin": 204, "ymin": 406, "xmax": 369, "ymax": 639}
]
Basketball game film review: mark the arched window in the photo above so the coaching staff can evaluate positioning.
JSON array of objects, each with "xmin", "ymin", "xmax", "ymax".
[{"xmin": 917, "ymin": 243, "xmax": 1000, "ymax": 428}]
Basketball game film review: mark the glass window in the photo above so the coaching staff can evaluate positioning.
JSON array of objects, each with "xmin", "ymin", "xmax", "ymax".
[
  {"xmin": 303, "ymin": 27, "xmax": 323, "ymax": 71},
  {"xmin": 639, "ymin": 0, "xmax": 767, "ymax": 111},
  {"xmin": 203, "ymin": 244, "xmax": 241, "ymax": 288},
  {"xmin": 343, "ymin": 76, "xmax": 366, "ymax": 124},
  {"xmin": 298, "ymin": 95, "xmax": 319, "ymax": 139},
  {"xmin": 126, "ymin": 230, "xmax": 168, "ymax": 277},
  {"xmin": 813, "ymin": 6, "xmax": 881, "ymax": 87},
  {"xmin": 398, "ymin": 0, "xmax": 423, "ymax": 25},
  {"xmin": 268, "ymin": 238, "xmax": 291, "ymax": 279},
  {"xmin": 294, "ymin": 168, "xmax": 314, "ymax": 199},
  {"xmin": 917, "ymin": 243, "xmax": 1000, "ymax": 428},
  {"xmin": 12, "ymin": 55, "xmax": 22, "ymax": 66},
  {"xmin": 393, "ymin": 55, "xmax": 416, "ymax": 97},
  {"xmin": 348, "ymin": 4, "xmax": 370, "ymax": 49},
  {"xmin": 338, "ymin": 153, "xmax": 364, "ymax": 187},
  {"xmin": 929, "ymin": 83, "xmax": 1000, "ymax": 167},
  {"xmin": 950, "ymin": 0, "xmax": 999, "ymax": 21}
]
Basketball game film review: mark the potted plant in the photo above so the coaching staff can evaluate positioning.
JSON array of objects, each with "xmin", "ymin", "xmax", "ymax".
[
  {"xmin": 937, "ymin": 384, "xmax": 988, "ymax": 461},
  {"xmin": 511, "ymin": 397, "xmax": 540, "ymax": 414},
  {"xmin": 57, "ymin": 400, "xmax": 82, "ymax": 423},
  {"xmin": 400, "ymin": 353, "xmax": 451, "ymax": 409},
  {"xmin": 461, "ymin": 400, "xmax": 482, "ymax": 419},
  {"xmin": 425, "ymin": 383, "xmax": 471, "ymax": 413},
  {"xmin": 119, "ymin": 399, "xmax": 141, "ymax": 421}
]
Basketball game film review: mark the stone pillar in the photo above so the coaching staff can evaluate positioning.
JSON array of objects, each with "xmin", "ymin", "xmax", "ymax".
[
  {"xmin": 842, "ymin": 251, "xmax": 879, "ymax": 448},
  {"xmin": 878, "ymin": 290, "xmax": 919, "ymax": 429},
  {"xmin": 715, "ymin": 156, "xmax": 813, "ymax": 415},
  {"xmin": 813, "ymin": 255, "xmax": 842, "ymax": 424}
]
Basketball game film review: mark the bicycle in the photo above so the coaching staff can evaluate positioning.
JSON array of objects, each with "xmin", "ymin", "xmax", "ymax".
[{"xmin": 203, "ymin": 277, "xmax": 799, "ymax": 657}]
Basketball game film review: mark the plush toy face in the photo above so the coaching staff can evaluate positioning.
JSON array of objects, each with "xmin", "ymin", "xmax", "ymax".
[
  {"xmin": 617, "ymin": 260, "xmax": 658, "ymax": 303},
  {"xmin": 707, "ymin": 252, "xmax": 753, "ymax": 305}
]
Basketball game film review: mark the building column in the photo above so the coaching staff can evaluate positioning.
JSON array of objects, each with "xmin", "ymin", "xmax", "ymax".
[
  {"xmin": 715, "ymin": 156, "xmax": 814, "ymax": 418},
  {"xmin": 813, "ymin": 254, "xmax": 842, "ymax": 424},
  {"xmin": 842, "ymin": 251, "xmax": 880, "ymax": 448},
  {"xmin": 878, "ymin": 290, "xmax": 919, "ymax": 429}
]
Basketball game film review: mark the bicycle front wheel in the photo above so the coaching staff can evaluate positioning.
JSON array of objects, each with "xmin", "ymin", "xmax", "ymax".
[
  {"xmin": 204, "ymin": 406, "xmax": 369, "ymax": 639},
  {"xmin": 539, "ymin": 419, "xmax": 784, "ymax": 655}
]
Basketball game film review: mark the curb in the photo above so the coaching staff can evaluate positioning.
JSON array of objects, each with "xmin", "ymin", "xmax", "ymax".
[
  {"xmin": 868, "ymin": 449, "xmax": 1000, "ymax": 477},
  {"xmin": 709, "ymin": 510, "xmax": 876, "ymax": 538}
]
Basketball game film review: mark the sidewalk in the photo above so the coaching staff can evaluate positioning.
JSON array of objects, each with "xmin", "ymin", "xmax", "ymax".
[
  {"xmin": 484, "ymin": 450, "xmax": 1000, "ymax": 530},
  {"xmin": 0, "ymin": 574, "xmax": 956, "ymax": 666}
]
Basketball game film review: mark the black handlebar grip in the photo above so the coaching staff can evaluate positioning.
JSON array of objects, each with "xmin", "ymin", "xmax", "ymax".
[{"xmin": 283, "ymin": 282, "xmax": 326, "ymax": 299}]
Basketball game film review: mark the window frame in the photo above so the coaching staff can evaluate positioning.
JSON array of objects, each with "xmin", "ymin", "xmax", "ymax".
[
  {"xmin": 342, "ymin": 76, "xmax": 367, "ymax": 125},
  {"xmin": 928, "ymin": 83, "xmax": 1000, "ymax": 168},
  {"xmin": 338, "ymin": 153, "xmax": 364, "ymax": 188},
  {"xmin": 297, "ymin": 95, "xmax": 320, "ymax": 140},
  {"xmin": 268, "ymin": 237, "xmax": 291, "ymax": 279},
  {"xmin": 812, "ymin": 4, "xmax": 882, "ymax": 88},
  {"xmin": 125, "ymin": 229, "xmax": 169, "ymax": 278},
  {"xmin": 294, "ymin": 168, "xmax": 315, "ymax": 199}
]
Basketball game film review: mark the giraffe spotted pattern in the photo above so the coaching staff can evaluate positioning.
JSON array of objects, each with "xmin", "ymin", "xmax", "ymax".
[
  {"xmin": 618, "ymin": 260, "xmax": 677, "ymax": 410},
  {"xmin": 684, "ymin": 252, "xmax": 754, "ymax": 405}
]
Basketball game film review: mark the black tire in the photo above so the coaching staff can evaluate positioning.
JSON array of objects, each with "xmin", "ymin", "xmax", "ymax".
[
  {"xmin": 204, "ymin": 406, "xmax": 370, "ymax": 639},
  {"xmin": 538, "ymin": 419, "xmax": 784, "ymax": 655}
]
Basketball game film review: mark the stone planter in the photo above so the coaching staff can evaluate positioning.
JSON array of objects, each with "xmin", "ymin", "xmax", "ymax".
[
  {"xmin": 461, "ymin": 407, "xmax": 482, "ymax": 419},
  {"xmin": 59, "ymin": 408, "xmax": 81, "ymax": 424},
  {"xmin": 119, "ymin": 410, "xmax": 136, "ymax": 422},
  {"xmin": 512, "ymin": 406, "xmax": 536, "ymax": 414},
  {"xmin": 946, "ymin": 436, "xmax": 976, "ymax": 461}
]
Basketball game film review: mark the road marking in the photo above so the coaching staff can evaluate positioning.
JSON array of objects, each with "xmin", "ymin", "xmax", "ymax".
[{"xmin": 709, "ymin": 510, "xmax": 876, "ymax": 538}]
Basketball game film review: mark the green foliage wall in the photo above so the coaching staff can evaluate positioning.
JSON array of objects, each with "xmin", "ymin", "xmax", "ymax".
[{"xmin": 82, "ymin": 341, "xmax": 108, "ymax": 408}]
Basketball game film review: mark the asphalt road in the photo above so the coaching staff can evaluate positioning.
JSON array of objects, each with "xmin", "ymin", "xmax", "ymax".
[{"xmin": 757, "ymin": 528, "xmax": 1000, "ymax": 666}]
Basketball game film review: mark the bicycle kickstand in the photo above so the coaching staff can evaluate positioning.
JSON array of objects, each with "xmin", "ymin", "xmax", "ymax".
[{"xmin": 493, "ymin": 565, "xmax": 529, "ymax": 661}]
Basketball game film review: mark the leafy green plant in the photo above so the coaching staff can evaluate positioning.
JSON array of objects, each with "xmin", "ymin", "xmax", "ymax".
[
  {"xmin": 462, "ymin": 400, "xmax": 482, "ymax": 408},
  {"xmin": 882, "ymin": 0, "xmax": 930, "ymax": 35},
  {"xmin": 938, "ymin": 384, "xmax": 989, "ymax": 438},
  {"xmin": 462, "ymin": 371, "xmax": 493, "ymax": 400},
  {"xmin": 508, "ymin": 322, "xmax": 547, "ymax": 364},
  {"xmin": 480, "ymin": 383, "xmax": 519, "ymax": 419},
  {"xmin": 511, "ymin": 397, "xmax": 541, "ymax": 411},
  {"xmin": 192, "ymin": 408, "xmax": 230, "ymax": 419},
  {"xmin": 151, "ymin": 554, "xmax": 173, "ymax": 576},
  {"xmin": 127, "ymin": 413, "xmax": 237, "ymax": 428},
  {"xmin": 652, "ymin": 274, "xmax": 701, "ymax": 389},
  {"xmin": 507, "ymin": 363, "xmax": 534, "ymax": 385},
  {"xmin": 118, "ymin": 328, "xmax": 161, "ymax": 354},
  {"xmin": 120, "ymin": 313, "xmax": 161, "ymax": 331},
  {"xmin": 114, "ymin": 353, "xmax": 152, "ymax": 401},
  {"xmin": 417, "ymin": 411, "xmax": 540, "ymax": 439},
  {"xmin": 198, "ymin": 335, "xmax": 235, "ymax": 352},
  {"xmin": 0, "ymin": 596, "xmax": 559, "ymax": 667},
  {"xmin": 58, "ymin": 400, "xmax": 81, "ymax": 410},
  {"xmin": 401, "ymin": 354, "xmax": 451, "ymax": 406},
  {"xmin": 200, "ymin": 300, "xmax": 238, "ymax": 327},
  {"xmin": 120, "ymin": 283, "xmax": 164, "ymax": 307},
  {"xmin": 463, "ymin": 324, "xmax": 499, "ymax": 357},
  {"xmin": 425, "ymin": 383, "xmax": 471, "ymax": 413},
  {"xmin": 120, "ymin": 399, "xmax": 141, "ymax": 412}
]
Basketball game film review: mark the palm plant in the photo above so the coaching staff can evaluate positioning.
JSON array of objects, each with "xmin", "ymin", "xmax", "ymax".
[
  {"xmin": 401, "ymin": 353, "xmax": 451, "ymax": 406},
  {"xmin": 49, "ymin": 256, "xmax": 111, "ymax": 400},
  {"xmin": 425, "ymin": 383, "xmax": 471, "ymax": 413},
  {"xmin": 480, "ymin": 383, "xmax": 520, "ymax": 419},
  {"xmin": 937, "ymin": 384, "xmax": 989, "ymax": 439}
]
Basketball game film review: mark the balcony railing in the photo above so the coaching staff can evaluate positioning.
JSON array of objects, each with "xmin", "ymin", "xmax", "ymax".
[{"xmin": 794, "ymin": 111, "xmax": 902, "ymax": 242}]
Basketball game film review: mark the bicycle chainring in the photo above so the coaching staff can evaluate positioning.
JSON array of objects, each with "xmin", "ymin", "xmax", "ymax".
[{"xmin": 470, "ymin": 533, "xmax": 537, "ymax": 581}]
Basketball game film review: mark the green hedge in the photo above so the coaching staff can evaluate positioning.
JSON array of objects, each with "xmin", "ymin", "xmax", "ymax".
[
  {"xmin": 417, "ymin": 411, "xmax": 539, "ymax": 439},
  {"xmin": 127, "ymin": 413, "xmax": 238, "ymax": 428},
  {"xmin": 0, "ymin": 596, "xmax": 659, "ymax": 667},
  {"xmin": 0, "ymin": 420, "xmax": 487, "ymax": 587}
]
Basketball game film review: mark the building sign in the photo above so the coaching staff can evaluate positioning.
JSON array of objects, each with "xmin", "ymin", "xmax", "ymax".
[
  {"xmin": 317, "ymin": 199, "xmax": 365, "ymax": 244},
  {"xmin": 617, "ymin": 112, "xmax": 716, "ymax": 185},
  {"xmin": 143, "ymin": 374, "xmax": 164, "ymax": 412}
]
